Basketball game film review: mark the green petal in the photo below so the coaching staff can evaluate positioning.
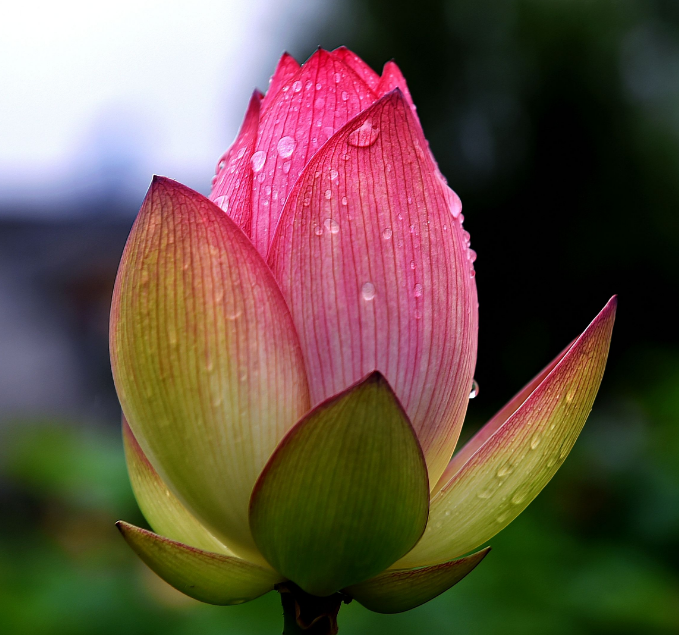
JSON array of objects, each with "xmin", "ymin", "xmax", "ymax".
[
  {"xmin": 346, "ymin": 547, "xmax": 490, "ymax": 613},
  {"xmin": 123, "ymin": 418, "xmax": 235, "ymax": 556},
  {"xmin": 116, "ymin": 521, "xmax": 284, "ymax": 605},
  {"xmin": 110, "ymin": 177, "xmax": 310, "ymax": 562},
  {"xmin": 396, "ymin": 298, "xmax": 616, "ymax": 568},
  {"xmin": 249, "ymin": 372, "xmax": 429, "ymax": 597}
]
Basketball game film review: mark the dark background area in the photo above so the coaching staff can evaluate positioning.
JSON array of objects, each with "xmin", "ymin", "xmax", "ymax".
[{"xmin": 1, "ymin": 0, "xmax": 678, "ymax": 633}]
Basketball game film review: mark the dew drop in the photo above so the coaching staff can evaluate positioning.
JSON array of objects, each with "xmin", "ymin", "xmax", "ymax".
[
  {"xmin": 213, "ymin": 195, "xmax": 229, "ymax": 211},
  {"xmin": 347, "ymin": 120, "xmax": 380, "ymax": 147},
  {"xmin": 468, "ymin": 249, "xmax": 477, "ymax": 263},
  {"xmin": 292, "ymin": 80, "xmax": 302, "ymax": 93},
  {"xmin": 282, "ymin": 161, "xmax": 291, "ymax": 174},
  {"xmin": 324, "ymin": 189, "xmax": 332, "ymax": 200},
  {"xmin": 323, "ymin": 218, "xmax": 339, "ymax": 234},
  {"xmin": 315, "ymin": 82, "xmax": 322, "ymax": 90},
  {"xmin": 530, "ymin": 433, "xmax": 542, "ymax": 450},
  {"xmin": 251, "ymin": 151, "xmax": 266, "ymax": 172},
  {"xmin": 329, "ymin": 169, "xmax": 338, "ymax": 180},
  {"xmin": 341, "ymin": 91, "xmax": 349, "ymax": 101},
  {"xmin": 218, "ymin": 160, "xmax": 226, "ymax": 172},
  {"xmin": 476, "ymin": 488, "xmax": 493, "ymax": 500},
  {"xmin": 382, "ymin": 227, "xmax": 393, "ymax": 239},
  {"xmin": 566, "ymin": 387, "xmax": 576, "ymax": 403},
  {"xmin": 277, "ymin": 136, "xmax": 296, "ymax": 158},
  {"xmin": 559, "ymin": 446, "xmax": 569, "ymax": 460},
  {"xmin": 361, "ymin": 282, "xmax": 376, "ymax": 301},
  {"xmin": 257, "ymin": 172, "xmax": 266, "ymax": 182},
  {"xmin": 496, "ymin": 511, "xmax": 510, "ymax": 524},
  {"xmin": 334, "ymin": 72, "xmax": 342, "ymax": 83},
  {"xmin": 511, "ymin": 491, "xmax": 526, "ymax": 505},
  {"xmin": 314, "ymin": 97, "xmax": 325, "ymax": 109},
  {"xmin": 414, "ymin": 282, "xmax": 423, "ymax": 298},
  {"xmin": 469, "ymin": 379, "xmax": 480, "ymax": 399},
  {"xmin": 341, "ymin": 196, "xmax": 348, "ymax": 206},
  {"xmin": 410, "ymin": 260, "xmax": 416, "ymax": 270},
  {"xmin": 496, "ymin": 463, "xmax": 513, "ymax": 478},
  {"xmin": 314, "ymin": 225, "xmax": 323, "ymax": 236}
]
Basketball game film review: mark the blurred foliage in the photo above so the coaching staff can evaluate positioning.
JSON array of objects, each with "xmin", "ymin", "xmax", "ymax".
[{"xmin": 2, "ymin": 0, "xmax": 679, "ymax": 633}]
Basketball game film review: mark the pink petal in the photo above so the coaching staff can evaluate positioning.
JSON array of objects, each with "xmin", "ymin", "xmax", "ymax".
[
  {"xmin": 377, "ymin": 60, "xmax": 417, "ymax": 114},
  {"xmin": 332, "ymin": 46, "xmax": 381, "ymax": 91},
  {"xmin": 268, "ymin": 90, "xmax": 478, "ymax": 486},
  {"xmin": 261, "ymin": 52, "xmax": 300, "ymax": 113},
  {"xmin": 249, "ymin": 48, "xmax": 378, "ymax": 256},
  {"xmin": 435, "ymin": 339, "xmax": 574, "ymax": 493},
  {"xmin": 209, "ymin": 91, "xmax": 261, "ymax": 233}
]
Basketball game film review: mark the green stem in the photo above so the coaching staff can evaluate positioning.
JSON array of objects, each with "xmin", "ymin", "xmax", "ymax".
[{"xmin": 277, "ymin": 582, "xmax": 350, "ymax": 635}]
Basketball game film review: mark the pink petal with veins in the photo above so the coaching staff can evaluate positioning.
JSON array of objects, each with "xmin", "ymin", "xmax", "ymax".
[
  {"xmin": 269, "ymin": 90, "xmax": 478, "ymax": 486},
  {"xmin": 261, "ymin": 52, "xmax": 300, "ymax": 114},
  {"xmin": 250, "ymin": 48, "xmax": 378, "ymax": 256},
  {"xmin": 377, "ymin": 60, "xmax": 417, "ymax": 114},
  {"xmin": 209, "ymin": 91, "xmax": 261, "ymax": 234},
  {"xmin": 332, "ymin": 46, "xmax": 381, "ymax": 91}
]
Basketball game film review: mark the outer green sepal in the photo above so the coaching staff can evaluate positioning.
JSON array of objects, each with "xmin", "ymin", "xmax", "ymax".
[
  {"xmin": 116, "ymin": 521, "xmax": 284, "ymax": 605},
  {"xmin": 249, "ymin": 372, "xmax": 429, "ymax": 597},
  {"xmin": 346, "ymin": 547, "xmax": 490, "ymax": 613}
]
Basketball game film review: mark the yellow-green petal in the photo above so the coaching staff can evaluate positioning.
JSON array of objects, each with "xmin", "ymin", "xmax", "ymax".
[
  {"xmin": 110, "ymin": 177, "xmax": 310, "ymax": 563},
  {"xmin": 122, "ymin": 418, "xmax": 235, "ymax": 556},
  {"xmin": 249, "ymin": 372, "xmax": 429, "ymax": 597},
  {"xmin": 346, "ymin": 547, "xmax": 490, "ymax": 613},
  {"xmin": 396, "ymin": 297, "xmax": 616, "ymax": 568},
  {"xmin": 116, "ymin": 521, "xmax": 284, "ymax": 605}
]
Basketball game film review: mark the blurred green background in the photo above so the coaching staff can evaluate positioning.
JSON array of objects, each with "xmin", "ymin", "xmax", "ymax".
[{"xmin": 1, "ymin": 0, "xmax": 679, "ymax": 633}]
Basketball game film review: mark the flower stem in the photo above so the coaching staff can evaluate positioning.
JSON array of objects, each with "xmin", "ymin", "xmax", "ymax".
[{"xmin": 277, "ymin": 582, "xmax": 350, "ymax": 635}]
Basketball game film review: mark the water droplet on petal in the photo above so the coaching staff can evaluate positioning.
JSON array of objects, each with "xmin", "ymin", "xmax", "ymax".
[
  {"xmin": 334, "ymin": 72, "xmax": 342, "ymax": 83},
  {"xmin": 341, "ymin": 196, "xmax": 348, "ymax": 206},
  {"xmin": 292, "ymin": 80, "xmax": 302, "ymax": 93},
  {"xmin": 361, "ymin": 282, "xmax": 376, "ymax": 301},
  {"xmin": 530, "ymin": 433, "xmax": 541, "ymax": 450},
  {"xmin": 314, "ymin": 225, "xmax": 323, "ymax": 236},
  {"xmin": 468, "ymin": 249, "xmax": 477, "ymax": 263},
  {"xmin": 323, "ymin": 218, "xmax": 339, "ymax": 234},
  {"xmin": 277, "ymin": 136, "xmax": 296, "ymax": 158},
  {"xmin": 213, "ymin": 195, "xmax": 229, "ymax": 211},
  {"xmin": 251, "ymin": 151, "xmax": 266, "ymax": 172},
  {"xmin": 324, "ymin": 189, "xmax": 332, "ymax": 200},
  {"xmin": 469, "ymin": 379, "xmax": 479, "ymax": 399},
  {"xmin": 282, "ymin": 161, "xmax": 291, "ymax": 174},
  {"xmin": 497, "ymin": 463, "xmax": 513, "ymax": 478},
  {"xmin": 347, "ymin": 120, "xmax": 380, "ymax": 147},
  {"xmin": 476, "ymin": 488, "xmax": 493, "ymax": 499},
  {"xmin": 382, "ymin": 227, "xmax": 392, "ymax": 239},
  {"xmin": 410, "ymin": 260, "xmax": 416, "ymax": 270},
  {"xmin": 414, "ymin": 282, "xmax": 423, "ymax": 298},
  {"xmin": 511, "ymin": 491, "xmax": 526, "ymax": 505},
  {"xmin": 341, "ymin": 91, "xmax": 349, "ymax": 101},
  {"xmin": 329, "ymin": 169, "xmax": 338, "ymax": 180}
]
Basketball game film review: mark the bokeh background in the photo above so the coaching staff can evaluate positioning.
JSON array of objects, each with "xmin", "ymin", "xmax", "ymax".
[{"xmin": 1, "ymin": 0, "xmax": 678, "ymax": 633}]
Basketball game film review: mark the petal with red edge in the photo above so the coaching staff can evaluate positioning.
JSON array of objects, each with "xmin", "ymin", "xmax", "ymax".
[
  {"xmin": 261, "ymin": 52, "xmax": 300, "ymax": 113},
  {"xmin": 110, "ymin": 177, "xmax": 310, "ymax": 563},
  {"xmin": 249, "ymin": 372, "xmax": 429, "ymax": 597},
  {"xmin": 249, "ymin": 48, "xmax": 378, "ymax": 256},
  {"xmin": 117, "ymin": 522, "xmax": 283, "ymax": 605},
  {"xmin": 123, "ymin": 418, "xmax": 235, "ymax": 556},
  {"xmin": 332, "ymin": 46, "xmax": 381, "ymax": 91},
  {"xmin": 435, "ymin": 339, "xmax": 574, "ymax": 493},
  {"xmin": 395, "ymin": 298, "xmax": 616, "ymax": 568},
  {"xmin": 269, "ymin": 90, "xmax": 478, "ymax": 486},
  {"xmin": 346, "ymin": 547, "xmax": 490, "ymax": 614},
  {"xmin": 376, "ymin": 60, "xmax": 417, "ymax": 114},
  {"xmin": 209, "ymin": 91, "xmax": 261, "ymax": 234}
]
